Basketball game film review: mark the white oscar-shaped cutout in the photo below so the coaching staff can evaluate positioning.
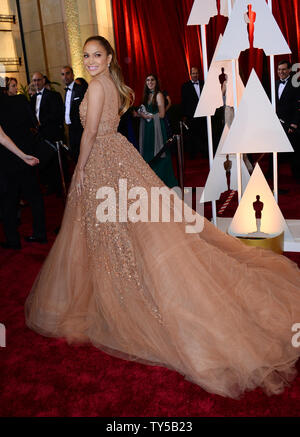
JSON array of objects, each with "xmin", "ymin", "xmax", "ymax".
[
  {"xmin": 220, "ymin": 0, "xmax": 236, "ymax": 17},
  {"xmin": 187, "ymin": 0, "xmax": 217, "ymax": 25},
  {"xmin": 194, "ymin": 35, "xmax": 244, "ymax": 117},
  {"xmin": 187, "ymin": 0, "xmax": 236, "ymax": 25},
  {"xmin": 228, "ymin": 164, "xmax": 292, "ymax": 238},
  {"xmin": 200, "ymin": 125, "xmax": 250, "ymax": 203},
  {"xmin": 216, "ymin": 0, "xmax": 291, "ymax": 61},
  {"xmin": 221, "ymin": 70, "xmax": 294, "ymax": 154}
]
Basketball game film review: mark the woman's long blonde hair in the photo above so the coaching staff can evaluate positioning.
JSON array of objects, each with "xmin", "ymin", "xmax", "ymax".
[{"xmin": 84, "ymin": 36, "xmax": 134, "ymax": 116}]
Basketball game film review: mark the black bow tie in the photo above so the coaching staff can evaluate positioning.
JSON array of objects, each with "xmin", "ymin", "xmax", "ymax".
[
  {"xmin": 280, "ymin": 80, "xmax": 287, "ymax": 85},
  {"xmin": 65, "ymin": 87, "xmax": 71, "ymax": 91},
  {"xmin": 36, "ymin": 92, "xmax": 42, "ymax": 96},
  {"xmin": 192, "ymin": 81, "xmax": 199, "ymax": 85}
]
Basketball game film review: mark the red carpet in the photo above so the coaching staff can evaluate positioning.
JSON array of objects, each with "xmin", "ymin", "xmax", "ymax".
[{"xmin": 1, "ymin": 154, "xmax": 300, "ymax": 417}]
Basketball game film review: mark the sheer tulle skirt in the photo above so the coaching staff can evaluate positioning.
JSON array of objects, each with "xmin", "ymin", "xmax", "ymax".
[{"xmin": 25, "ymin": 133, "xmax": 300, "ymax": 399}]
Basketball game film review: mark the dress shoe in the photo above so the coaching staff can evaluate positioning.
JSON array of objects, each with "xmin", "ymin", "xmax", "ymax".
[
  {"xmin": 24, "ymin": 235, "xmax": 48, "ymax": 244},
  {"xmin": 0, "ymin": 242, "xmax": 21, "ymax": 250}
]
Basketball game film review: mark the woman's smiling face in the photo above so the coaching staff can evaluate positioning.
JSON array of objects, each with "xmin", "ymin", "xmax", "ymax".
[
  {"xmin": 83, "ymin": 40, "xmax": 112, "ymax": 78},
  {"xmin": 146, "ymin": 76, "xmax": 157, "ymax": 91}
]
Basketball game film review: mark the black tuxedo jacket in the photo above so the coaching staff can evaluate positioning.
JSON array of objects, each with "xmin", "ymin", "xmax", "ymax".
[
  {"xmin": 275, "ymin": 76, "xmax": 300, "ymax": 128},
  {"xmin": 65, "ymin": 81, "xmax": 88, "ymax": 131},
  {"xmin": 0, "ymin": 94, "xmax": 36, "ymax": 173},
  {"xmin": 181, "ymin": 80, "xmax": 204, "ymax": 119},
  {"xmin": 30, "ymin": 88, "xmax": 64, "ymax": 142}
]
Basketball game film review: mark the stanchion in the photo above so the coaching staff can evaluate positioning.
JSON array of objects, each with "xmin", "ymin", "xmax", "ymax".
[
  {"xmin": 176, "ymin": 134, "xmax": 184, "ymax": 193},
  {"xmin": 179, "ymin": 121, "xmax": 186, "ymax": 172},
  {"xmin": 56, "ymin": 140, "xmax": 67, "ymax": 199},
  {"xmin": 148, "ymin": 129, "xmax": 185, "ymax": 193}
]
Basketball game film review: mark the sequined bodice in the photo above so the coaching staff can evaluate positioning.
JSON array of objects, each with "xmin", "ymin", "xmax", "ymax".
[
  {"xmin": 79, "ymin": 75, "xmax": 120, "ymax": 137},
  {"xmin": 72, "ymin": 74, "xmax": 164, "ymax": 324}
]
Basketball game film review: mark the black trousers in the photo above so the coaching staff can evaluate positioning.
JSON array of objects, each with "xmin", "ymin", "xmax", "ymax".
[
  {"xmin": 185, "ymin": 117, "xmax": 208, "ymax": 159},
  {"xmin": 41, "ymin": 154, "xmax": 62, "ymax": 194},
  {"xmin": 0, "ymin": 165, "xmax": 46, "ymax": 246},
  {"xmin": 68, "ymin": 125, "xmax": 83, "ymax": 163},
  {"xmin": 289, "ymin": 130, "xmax": 300, "ymax": 180},
  {"xmin": 267, "ymin": 126, "xmax": 300, "ymax": 180}
]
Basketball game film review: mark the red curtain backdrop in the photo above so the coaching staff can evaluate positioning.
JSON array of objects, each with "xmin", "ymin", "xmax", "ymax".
[{"xmin": 112, "ymin": 0, "xmax": 300, "ymax": 105}]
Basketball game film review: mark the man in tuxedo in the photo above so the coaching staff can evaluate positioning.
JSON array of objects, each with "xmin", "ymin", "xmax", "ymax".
[
  {"xmin": 61, "ymin": 66, "xmax": 88, "ymax": 162},
  {"xmin": 275, "ymin": 60, "xmax": 300, "ymax": 181},
  {"xmin": 181, "ymin": 67, "xmax": 206, "ymax": 159},
  {"xmin": 30, "ymin": 72, "xmax": 64, "ymax": 194}
]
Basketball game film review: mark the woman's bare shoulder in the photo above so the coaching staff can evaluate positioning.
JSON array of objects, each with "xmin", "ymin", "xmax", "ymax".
[
  {"xmin": 156, "ymin": 92, "xmax": 164, "ymax": 102},
  {"xmin": 88, "ymin": 77, "xmax": 105, "ymax": 91}
]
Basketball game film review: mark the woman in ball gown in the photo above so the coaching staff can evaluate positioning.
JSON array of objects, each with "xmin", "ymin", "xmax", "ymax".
[
  {"xmin": 25, "ymin": 36, "xmax": 300, "ymax": 399},
  {"xmin": 136, "ymin": 74, "xmax": 177, "ymax": 188}
]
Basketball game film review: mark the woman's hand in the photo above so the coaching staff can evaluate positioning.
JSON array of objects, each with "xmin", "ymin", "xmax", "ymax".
[
  {"xmin": 74, "ymin": 167, "xmax": 85, "ymax": 196},
  {"xmin": 141, "ymin": 112, "xmax": 153, "ymax": 120},
  {"xmin": 22, "ymin": 155, "xmax": 39, "ymax": 166}
]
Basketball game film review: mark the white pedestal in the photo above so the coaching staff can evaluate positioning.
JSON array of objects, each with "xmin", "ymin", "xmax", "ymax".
[
  {"xmin": 215, "ymin": 217, "xmax": 300, "ymax": 252},
  {"xmin": 283, "ymin": 220, "xmax": 300, "ymax": 252}
]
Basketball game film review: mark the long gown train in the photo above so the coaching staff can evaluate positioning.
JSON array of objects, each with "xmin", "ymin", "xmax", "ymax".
[{"xmin": 25, "ymin": 74, "xmax": 300, "ymax": 399}]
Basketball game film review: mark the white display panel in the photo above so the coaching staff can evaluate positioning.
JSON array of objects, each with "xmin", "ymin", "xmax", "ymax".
[
  {"xmin": 220, "ymin": 70, "xmax": 294, "ymax": 154},
  {"xmin": 194, "ymin": 35, "xmax": 244, "ymax": 117},
  {"xmin": 216, "ymin": 0, "xmax": 291, "ymax": 60},
  {"xmin": 200, "ymin": 126, "xmax": 250, "ymax": 203},
  {"xmin": 228, "ymin": 164, "xmax": 292, "ymax": 238}
]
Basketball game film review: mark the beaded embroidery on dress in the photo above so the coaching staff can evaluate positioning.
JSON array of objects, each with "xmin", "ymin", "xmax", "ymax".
[{"xmin": 26, "ymin": 74, "xmax": 300, "ymax": 399}]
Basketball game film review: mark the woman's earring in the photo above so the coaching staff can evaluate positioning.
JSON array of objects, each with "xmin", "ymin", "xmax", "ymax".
[{"xmin": 108, "ymin": 63, "xmax": 111, "ymax": 68}]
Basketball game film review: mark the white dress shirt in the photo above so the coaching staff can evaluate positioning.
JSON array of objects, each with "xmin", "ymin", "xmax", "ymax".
[
  {"xmin": 192, "ymin": 81, "xmax": 200, "ymax": 99},
  {"xmin": 35, "ymin": 88, "xmax": 45, "ymax": 122},
  {"xmin": 65, "ymin": 81, "xmax": 75, "ymax": 125},
  {"xmin": 278, "ymin": 76, "xmax": 289, "ymax": 100}
]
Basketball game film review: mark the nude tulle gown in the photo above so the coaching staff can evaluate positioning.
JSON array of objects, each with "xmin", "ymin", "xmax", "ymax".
[{"xmin": 25, "ymin": 74, "xmax": 300, "ymax": 399}]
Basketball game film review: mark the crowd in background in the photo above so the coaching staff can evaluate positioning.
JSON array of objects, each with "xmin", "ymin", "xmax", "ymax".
[{"xmin": 0, "ymin": 58, "xmax": 299, "ymax": 249}]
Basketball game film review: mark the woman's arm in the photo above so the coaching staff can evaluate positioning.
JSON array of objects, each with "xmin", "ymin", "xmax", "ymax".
[
  {"xmin": 0, "ymin": 125, "xmax": 39, "ymax": 166},
  {"xmin": 134, "ymin": 111, "xmax": 149, "ymax": 119},
  {"xmin": 165, "ymin": 95, "xmax": 172, "ymax": 112},
  {"xmin": 133, "ymin": 106, "xmax": 153, "ymax": 120},
  {"xmin": 77, "ymin": 80, "xmax": 105, "ymax": 170},
  {"xmin": 74, "ymin": 79, "xmax": 105, "ymax": 194},
  {"xmin": 156, "ymin": 92, "xmax": 166, "ymax": 119},
  {"xmin": 140, "ymin": 112, "xmax": 153, "ymax": 120}
]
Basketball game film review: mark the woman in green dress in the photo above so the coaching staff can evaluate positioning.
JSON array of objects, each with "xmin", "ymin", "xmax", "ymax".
[{"xmin": 137, "ymin": 74, "xmax": 177, "ymax": 188}]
